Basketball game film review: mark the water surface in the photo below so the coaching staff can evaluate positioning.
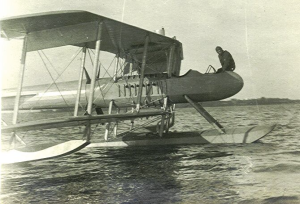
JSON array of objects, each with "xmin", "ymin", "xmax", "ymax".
[{"xmin": 1, "ymin": 104, "xmax": 300, "ymax": 203}]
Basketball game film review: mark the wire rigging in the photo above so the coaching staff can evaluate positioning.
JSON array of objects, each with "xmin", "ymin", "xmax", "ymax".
[
  {"xmin": 37, "ymin": 51, "xmax": 71, "ymax": 111},
  {"xmin": 22, "ymin": 48, "xmax": 82, "ymax": 118}
]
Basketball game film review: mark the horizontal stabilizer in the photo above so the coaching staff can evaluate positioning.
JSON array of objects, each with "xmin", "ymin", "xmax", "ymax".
[
  {"xmin": 1, "ymin": 140, "xmax": 89, "ymax": 164},
  {"xmin": 1, "ymin": 111, "xmax": 165, "ymax": 133}
]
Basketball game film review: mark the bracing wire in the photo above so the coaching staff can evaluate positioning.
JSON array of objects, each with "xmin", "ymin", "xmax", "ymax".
[
  {"xmin": 22, "ymin": 48, "xmax": 82, "ymax": 118},
  {"xmin": 40, "ymin": 48, "xmax": 85, "ymax": 109},
  {"xmin": 85, "ymin": 30, "xmax": 171, "ymax": 110},
  {"xmin": 118, "ymin": 115, "xmax": 162, "ymax": 136},
  {"xmin": 88, "ymin": 49, "xmax": 137, "ymax": 106},
  {"xmin": 37, "ymin": 51, "xmax": 71, "ymax": 110}
]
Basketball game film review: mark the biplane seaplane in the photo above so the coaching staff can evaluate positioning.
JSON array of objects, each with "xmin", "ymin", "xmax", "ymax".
[{"xmin": 1, "ymin": 11, "xmax": 275, "ymax": 164}]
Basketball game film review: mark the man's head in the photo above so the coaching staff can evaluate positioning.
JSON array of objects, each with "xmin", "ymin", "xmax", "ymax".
[{"xmin": 215, "ymin": 46, "xmax": 223, "ymax": 54}]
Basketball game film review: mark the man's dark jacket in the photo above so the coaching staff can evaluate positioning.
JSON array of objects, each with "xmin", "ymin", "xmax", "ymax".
[{"xmin": 218, "ymin": 50, "xmax": 235, "ymax": 71}]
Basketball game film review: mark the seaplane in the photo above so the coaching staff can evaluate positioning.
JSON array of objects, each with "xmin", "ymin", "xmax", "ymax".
[{"xmin": 0, "ymin": 11, "xmax": 275, "ymax": 164}]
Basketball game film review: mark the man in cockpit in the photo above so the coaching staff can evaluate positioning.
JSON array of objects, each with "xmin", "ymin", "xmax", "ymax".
[{"xmin": 215, "ymin": 46, "xmax": 235, "ymax": 73}]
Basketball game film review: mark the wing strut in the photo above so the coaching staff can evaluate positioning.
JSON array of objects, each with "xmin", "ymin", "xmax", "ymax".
[
  {"xmin": 12, "ymin": 36, "xmax": 27, "ymax": 125},
  {"xmin": 167, "ymin": 44, "xmax": 175, "ymax": 78},
  {"xmin": 85, "ymin": 22, "xmax": 103, "ymax": 142},
  {"xmin": 113, "ymin": 53, "xmax": 119, "ymax": 82},
  {"xmin": 74, "ymin": 46, "xmax": 87, "ymax": 116},
  {"xmin": 10, "ymin": 35, "xmax": 28, "ymax": 147},
  {"xmin": 136, "ymin": 35, "xmax": 150, "ymax": 112},
  {"xmin": 87, "ymin": 22, "xmax": 103, "ymax": 115}
]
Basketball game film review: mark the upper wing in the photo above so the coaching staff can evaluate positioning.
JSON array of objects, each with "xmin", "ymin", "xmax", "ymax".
[{"xmin": 0, "ymin": 10, "xmax": 183, "ymax": 75}]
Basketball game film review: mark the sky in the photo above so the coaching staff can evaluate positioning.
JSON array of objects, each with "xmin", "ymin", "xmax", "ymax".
[{"xmin": 0, "ymin": 0, "xmax": 300, "ymax": 99}]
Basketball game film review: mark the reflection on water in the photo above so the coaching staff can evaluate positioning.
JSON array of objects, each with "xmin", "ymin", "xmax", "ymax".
[{"xmin": 1, "ymin": 104, "xmax": 300, "ymax": 203}]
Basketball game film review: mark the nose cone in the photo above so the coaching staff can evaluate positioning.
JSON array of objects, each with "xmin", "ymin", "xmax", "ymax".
[
  {"xmin": 166, "ymin": 70, "xmax": 244, "ymax": 103},
  {"xmin": 213, "ymin": 71, "xmax": 244, "ymax": 100},
  {"xmin": 227, "ymin": 71, "xmax": 244, "ymax": 84},
  {"xmin": 226, "ymin": 71, "xmax": 244, "ymax": 93}
]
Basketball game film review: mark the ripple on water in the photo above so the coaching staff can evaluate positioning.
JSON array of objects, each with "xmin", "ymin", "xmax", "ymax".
[
  {"xmin": 1, "ymin": 104, "xmax": 300, "ymax": 204},
  {"xmin": 254, "ymin": 163, "xmax": 300, "ymax": 173}
]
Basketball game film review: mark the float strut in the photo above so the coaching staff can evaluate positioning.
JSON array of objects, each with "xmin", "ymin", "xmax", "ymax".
[
  {"xmin": 158, "ymin": 97, "xmax": 169, "ymax": 137},
  {"xmin": 184, "ymin": 95, "xmax": 225, "ymax": 134},
  {"xmin": 113, "ymin": 107, "xmax": 120, "ymax": 137},
  {"xmin": 104, "ymin": 100, "xmax": 114, "ymax": 141}
]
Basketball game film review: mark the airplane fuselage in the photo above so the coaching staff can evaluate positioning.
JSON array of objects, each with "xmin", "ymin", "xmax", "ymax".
[{"xmin": 2, "ymin": 70, "xmax": 243, "ymax": 110}]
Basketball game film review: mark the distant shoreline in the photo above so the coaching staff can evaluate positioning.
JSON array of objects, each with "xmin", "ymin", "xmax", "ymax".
[{"xmin": 177, "ymin": 98, "xmax": 300, "ymax": 108}]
